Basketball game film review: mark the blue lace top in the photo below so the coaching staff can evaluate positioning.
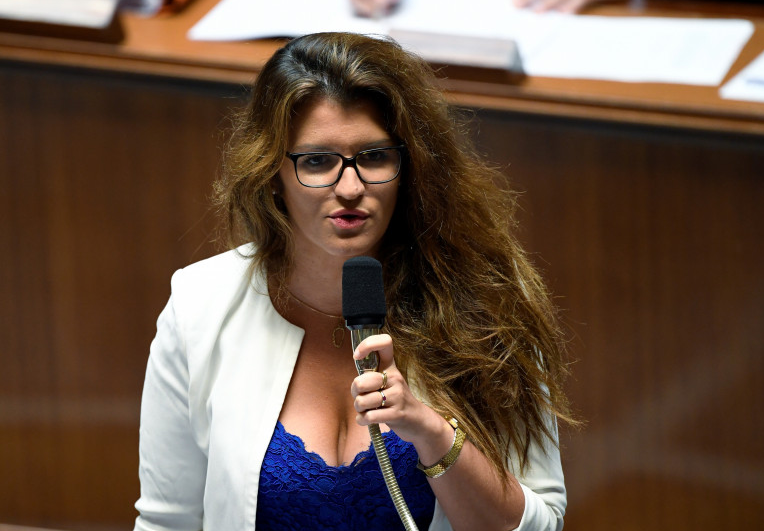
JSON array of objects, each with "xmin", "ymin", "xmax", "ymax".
[{"xmin": 256, "ymin": 421, "xmax": 436, "ymax": 530}]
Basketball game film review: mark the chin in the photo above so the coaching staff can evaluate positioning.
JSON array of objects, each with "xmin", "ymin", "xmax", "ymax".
[{"xmin": 329, "ymin": 239, "xmax": 382, "ymax": 260}]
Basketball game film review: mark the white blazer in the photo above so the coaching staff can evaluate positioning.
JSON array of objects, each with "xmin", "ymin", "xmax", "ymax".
[{"xmin": 134, "ymin": 246, "xmax": 567, "ymax": 531}]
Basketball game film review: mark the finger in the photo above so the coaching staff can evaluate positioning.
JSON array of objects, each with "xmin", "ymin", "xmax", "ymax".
[
  {"xmin": 355, "ymin": 404, "xmax": 400, "ymax": 427},
  {"xmin": 351, "ymin": 0, "xmax": 373, "ymax": 15},
  {"xmin": 356, "ymin": 409, "xmax": 385, "ymax": 426},
  {"xmin": 563, "ymin": 0, "xmax": 597, "ymax": 13},
  {"xmin": 515, "ymin": 0, "xmax": 547, "ymax": 10},
  {"xmin": 545, "ymin": 0, "xmax": 584, "ymax": 13},
  {"xmin": 532, "ymin": 0, "xmax": 565, "ymax": 12},
  {"xmin": 352, "ymin": 0, "xmax": 398, "ymax": 17},
  {"xmin": 354, "ymin": 389, "xmax": 389, "ymax": 413},
  {"xmin": 353, "ymin": 333, "xmax": 395, "ymax": 369},
  {"xmin": 534, "ymin": 0, "xmax": 592, "ymax": 13},
  {"xmin": 351, "ymin": 370, "xmax": 390, "ymax": 397}
]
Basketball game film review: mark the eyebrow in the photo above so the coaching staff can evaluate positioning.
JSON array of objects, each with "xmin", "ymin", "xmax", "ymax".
[{"xmin": 290, "ymin": 139, "xmax": 395, "ymax": 153}]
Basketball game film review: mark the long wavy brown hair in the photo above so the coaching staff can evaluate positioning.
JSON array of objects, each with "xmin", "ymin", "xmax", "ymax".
[{"xmin": 215, "ymin": 32, "xmax": 576, "ymax": 481}]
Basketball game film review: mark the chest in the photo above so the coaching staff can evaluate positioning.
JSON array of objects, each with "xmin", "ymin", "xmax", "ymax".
[
  {"xmin": 278, "ymin": 332, "xmax": 376, "ymax": 466},
  {"xmin": 256, "ymin": 421, "xmax": 436, "ymax": 531}
]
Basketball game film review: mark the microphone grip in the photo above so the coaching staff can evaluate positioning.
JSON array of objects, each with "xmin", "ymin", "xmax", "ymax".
[
  {"xmin": 350, "ymin": 328, "xmax": 381, "ymax": 375},
  {"xmin": 348, "ymin": 324, "xmax": 420, "ymax": 530}
]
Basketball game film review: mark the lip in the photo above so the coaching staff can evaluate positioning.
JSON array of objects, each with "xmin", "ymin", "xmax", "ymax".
[{"xmin": 328, "ymin": 209, "xmax": 369, "ymax": 229}]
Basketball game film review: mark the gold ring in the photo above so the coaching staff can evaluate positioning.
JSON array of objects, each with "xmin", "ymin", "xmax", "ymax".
[
  {"xmin": 380, "ymin": 371, "xmax": 388, "ymax": 390},
  {"xmin": 379, "ymin": 389, "xmax": 387, "ymax": 408}
]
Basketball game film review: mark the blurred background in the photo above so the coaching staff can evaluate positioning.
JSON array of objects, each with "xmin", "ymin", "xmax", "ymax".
[{"xmin": 1, "ymin": 0, "xmax": 762, "ymax": 530}]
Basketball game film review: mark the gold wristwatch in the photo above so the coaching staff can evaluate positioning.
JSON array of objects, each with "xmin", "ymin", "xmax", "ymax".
[{"xmin": 417, "ymin": 417, "xmax": 466, "ymax": 478}]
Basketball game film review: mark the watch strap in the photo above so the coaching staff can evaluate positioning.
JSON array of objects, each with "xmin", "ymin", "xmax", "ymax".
[{"xmin": 417, "ymin": 417, "xmax": 466, "ymax": 478}]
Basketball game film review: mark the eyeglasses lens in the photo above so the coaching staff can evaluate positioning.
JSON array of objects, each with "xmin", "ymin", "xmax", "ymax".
[{"xmin": 295, "ymin": 147, "xmax": 401, "ymax": 186}]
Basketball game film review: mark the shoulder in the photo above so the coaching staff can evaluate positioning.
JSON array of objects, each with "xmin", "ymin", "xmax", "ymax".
[
  {"xmin": 171, "ymin": 244, "xmax": 259, "ymax": 301},
  {"xmin": 168, "ymin": 243, "xmax": 266, "ymax": 329},
  {"xmin": 172, "ymin": 243, "xmax": 256, "ymax": 289}
]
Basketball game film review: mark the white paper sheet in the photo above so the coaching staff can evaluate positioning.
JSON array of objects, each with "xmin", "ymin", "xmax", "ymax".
[
  {"xmin": 187, "ymin": 0, "xmax": 754, "ymax": 86},
  {"xmin": 187, "ymin": 0, "xmax": 379, "ymax": 40},
  {"xmin": 523, "ymin": 15, "xmax": 753, "ymax": 85},
  {"xmin": 720, "ymin": 50, "xmax": 764, "ymax": 103},
  {"xmin": 0, "ymin": 0, "xmax": 119, "ymax": 28}
]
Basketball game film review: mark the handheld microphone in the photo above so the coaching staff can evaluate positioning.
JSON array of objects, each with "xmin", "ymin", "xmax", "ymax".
[
  {"xmin": 342, "ymin": 256, "xmax": 386, "ymax": 375},
  {"xmin": 342, "ymin": 256, "xmax": 419, "ymax": 531}
]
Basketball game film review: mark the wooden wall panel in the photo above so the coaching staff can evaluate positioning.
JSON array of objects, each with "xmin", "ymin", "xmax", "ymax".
[
  {"xmin": 0, "ymin": 63, "xmax": 240, "ymax": 529},
  {"xmin": 472, "ymin": 111, "xmax": 764, "ymax": 530},
  {"xmin": 1, "ymin": 61, "xmax": 762, "ymax": 531}
]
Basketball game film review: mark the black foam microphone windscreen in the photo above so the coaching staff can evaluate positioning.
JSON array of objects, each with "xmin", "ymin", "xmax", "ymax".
[{"xmin": 342, "ymin": 256, "xmax": 386, "ymax": 328}]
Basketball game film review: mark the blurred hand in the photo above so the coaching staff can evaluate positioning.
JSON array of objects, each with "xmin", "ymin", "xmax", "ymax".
[
  {"xmin": 513, "ymin": 0, "xmax": 608, "ymax": 14},
  {"xmin": 350, "ymin": 0, "xmax": 402, "ymax": 18}
]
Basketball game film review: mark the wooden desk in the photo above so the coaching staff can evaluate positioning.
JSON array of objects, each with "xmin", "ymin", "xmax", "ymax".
[
  {"xmin": 1, "ymin": 1, "xmax": 762, "ymax": 530},
  {"xmin": 0, "ymin": 525, "xmax": 68, "ymax": 531},
  {"xmin": 1, "ymin": 0, "xmax": 764, "ymax": 133}
]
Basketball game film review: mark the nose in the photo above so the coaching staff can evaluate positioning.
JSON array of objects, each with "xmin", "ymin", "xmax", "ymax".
[{"xmin": 333, "ymin": 165, "xmax": 365, "ymax": 199}]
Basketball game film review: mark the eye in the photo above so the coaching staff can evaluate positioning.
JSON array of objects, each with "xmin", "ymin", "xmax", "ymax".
[
  {"xmin": 358, "ymin": 149, "xmax": 392, "ymax": 167},
  {"xmin": 298, "ymin": 154, "xmax": 337, "ymax": 173}
]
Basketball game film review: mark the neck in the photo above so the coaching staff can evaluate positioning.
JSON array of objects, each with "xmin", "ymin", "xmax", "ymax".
[{"xmin": 286, "ymin": 255, "xmax": 344, "ymax": 317}]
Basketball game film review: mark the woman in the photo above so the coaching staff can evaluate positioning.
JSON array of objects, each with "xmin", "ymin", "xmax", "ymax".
[{"xmin": 135, "ymin": 32, "xmax": 575, "ymax": 531}]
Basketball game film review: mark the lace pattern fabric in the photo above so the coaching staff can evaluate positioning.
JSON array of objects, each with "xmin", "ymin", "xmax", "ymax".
[{"xmin": 256, "ymin": 421, "xmax": 436, "ymax": 530}]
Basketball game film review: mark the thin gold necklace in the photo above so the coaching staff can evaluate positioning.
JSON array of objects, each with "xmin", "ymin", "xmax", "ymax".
[{"xmin": 285, "ymin": 289, "xmax": 345, "ymax": 349}]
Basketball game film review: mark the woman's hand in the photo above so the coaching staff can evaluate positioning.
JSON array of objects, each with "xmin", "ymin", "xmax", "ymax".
[
  {"xmin": 350, "ymin": 0, "xmax": 401, "ymax": 18},
  {"xmin": 350, "ymin": 334, "xmax": 528, "ymax": 530},
  {"xmin": 350, "ymin": 334, "xmax": 455, "ymax": 464},
  {"xmin": 513, "ymin": 0, "xmax": 608, "ymax": 14}
]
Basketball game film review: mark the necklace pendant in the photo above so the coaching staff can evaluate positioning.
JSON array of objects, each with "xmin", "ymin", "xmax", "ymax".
[{"xmin": 332, "ymin": 325, "xmax": 345, "ymax": 349}]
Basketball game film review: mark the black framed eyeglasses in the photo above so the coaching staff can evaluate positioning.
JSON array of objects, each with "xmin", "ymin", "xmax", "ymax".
[{"xmin": 285, "ymin": 145, "xmax": 405, "ymax": 188}]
